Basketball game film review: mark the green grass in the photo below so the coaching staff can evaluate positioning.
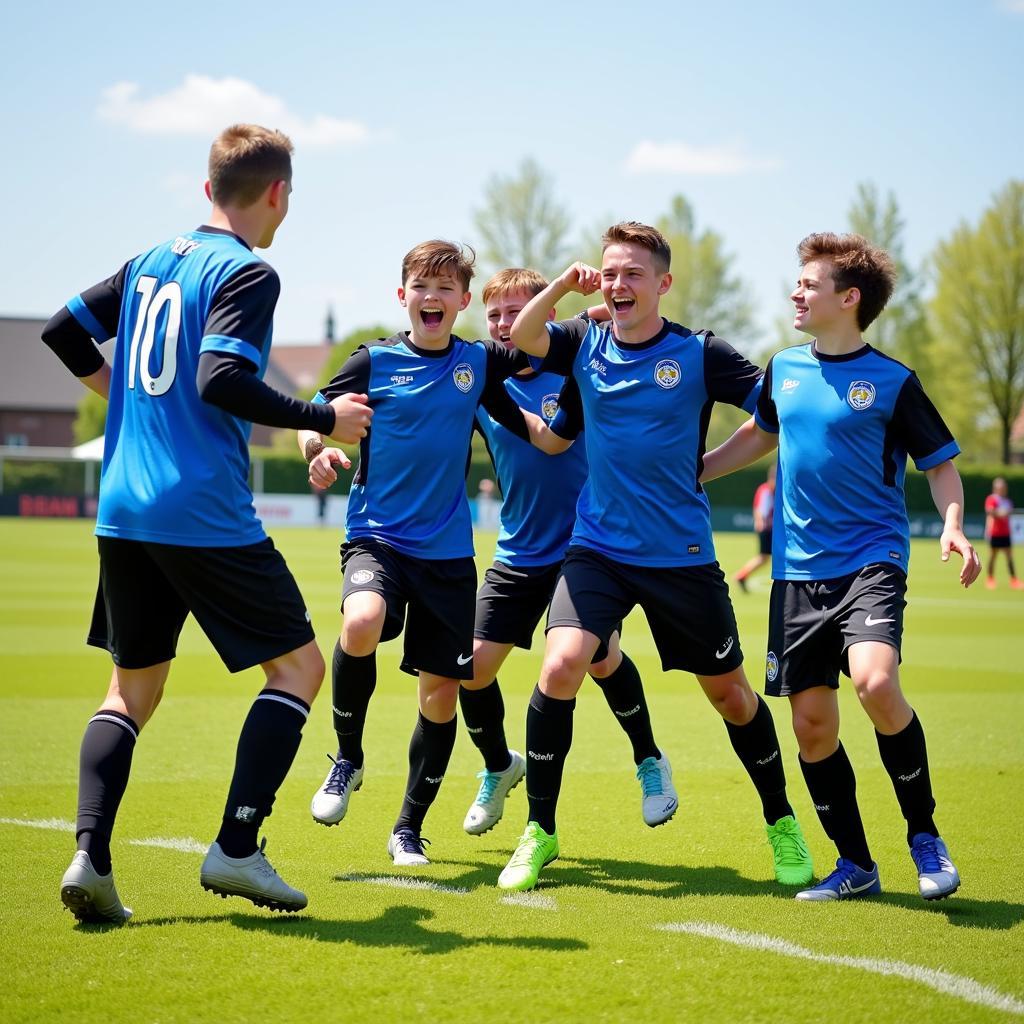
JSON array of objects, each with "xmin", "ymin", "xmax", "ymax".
[{"xmin": 2, "ymin": 519, "xmax": 1023, "ymax": 1023}]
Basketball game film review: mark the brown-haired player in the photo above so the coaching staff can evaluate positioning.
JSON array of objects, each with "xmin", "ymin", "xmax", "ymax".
[
  {"xmin": 43, "ymin": 124, "xmax": 373, "ymax": 921},
  {"xmin": 299, "ymin": 241, "xmax": 537, "ymax": 866},
  {"xmin": 703, "ymin": 232, "xmax": 980, "ymax": 901},
  {"xmin": 458, "ymin": 268, "xmax": 678, "ymax": 837},
  {"xmin": 501, "ymin": 222, "xmax": 812, "ymax": 891}
]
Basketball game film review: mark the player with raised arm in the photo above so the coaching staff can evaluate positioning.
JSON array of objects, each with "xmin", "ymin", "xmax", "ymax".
[
  {"xmin": 498, "ymin": 222, "xmax": 812, "ymax": 892},
  {"xmin": 43, "ymin": 124, "xmax": 373, "ymax": 922},
  {"xmin": 301, "ymin": 241, "xmax": 536, "ymax": 866},
  {"xmin": 460, "ymin": 268, "xmax": 677, "ymax": 837},
  {"xmin": 703, "ymin": 232, "xmax": 980, "ymax": 901}
]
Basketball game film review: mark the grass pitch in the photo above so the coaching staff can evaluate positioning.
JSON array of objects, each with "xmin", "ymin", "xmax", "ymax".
[{"xmin": 2, "ymin": 519, "xmax": 1023, "ymax": 1023}]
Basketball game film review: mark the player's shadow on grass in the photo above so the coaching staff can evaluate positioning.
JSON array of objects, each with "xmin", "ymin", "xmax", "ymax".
[
  {"xmin": 873, "ymin": 891, "xmax": 1024, "ymax": 931},
  {"xmin": 131, "ymin": 905, "xmax": 588, "ymax": 954}
]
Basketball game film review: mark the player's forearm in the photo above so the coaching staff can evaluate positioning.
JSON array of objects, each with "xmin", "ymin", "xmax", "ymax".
[
  {"xmin": 925, "ymin": 460, "xmax": 966, "ymax": 531},
  {"xmin": 522, "ymin": 409, "xmax": 572, "ymax": 455},
  {"xmin": 80, "ymin": 362, "xmax": 111, "ymax": 400},
  {"xmin": 298, "ymin": 428, "xmax": 322, "ymax": 458},
  {"xmin": 701, "ymin": 419, "xmax": 777, "ymax": 483},
  {"xmin": 511, "ymin": 281, "xmax": 570, "ymax": 356}
]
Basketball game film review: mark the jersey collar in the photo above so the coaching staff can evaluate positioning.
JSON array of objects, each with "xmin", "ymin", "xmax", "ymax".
[
  {"xmin": 195, "ymin": 224, "xmax": 252, "ymax": 250},
  {"xmin": 811, "ymin": 340, "xmax": 872, "ymax": 363}
]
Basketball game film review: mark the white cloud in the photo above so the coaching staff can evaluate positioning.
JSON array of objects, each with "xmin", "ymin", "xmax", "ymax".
[
  {"xmin": 98, "ymin": 75, "xmax": 369, "ymax": 148},
  {"xmin": 625, "ymin": 140, "xmax": 781, "ymax": 175},
  {"xmin": 999, "ymin": 0, "xmax": 1024, "ymax": 11}
]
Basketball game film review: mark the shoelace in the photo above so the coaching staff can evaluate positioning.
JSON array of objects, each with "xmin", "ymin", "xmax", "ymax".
[
  {"xmin": 474, "ymin": 769, "xmax": 502, "ymax": 806},
  {"xmin": 911, "ymin": 836, "xmax": 942, "ymax": 873},
  {"xmin": 254, "ymin": 838, "xmax": 280, "ymax": 880},
  {"xmin": 393, "ymin": 829, "xmax": 430, "ymax": 856},
  {"xmin": 324, "ymin": 754, "xmax": 357, "ymax": 796},
  {"xmin": 508, "ymin": 829, "xmax": 546, "ymax": 868},
  {"xmin": 636, "ymin": 758, "xmax": 664, "ymax": 797},
  {"xmin": 820, "ymin": 858, "xmax": 863, "ymax": 889},
  {"xmin": 768, "ymin": 821, "xmax": 808, "ymax": 865}
]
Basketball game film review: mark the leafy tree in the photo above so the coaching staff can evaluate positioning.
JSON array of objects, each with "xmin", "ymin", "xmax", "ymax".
[
  {"xmin": 73, "ymin": 390, "xmax": 106, "ymax": 444},
  {"xmin": 931, "ymin": 181, "xmax": 1024, "ymax": 463},
  {"xmin": 472, "ymin": 158, "xmax": 572, "ymax": 280}
]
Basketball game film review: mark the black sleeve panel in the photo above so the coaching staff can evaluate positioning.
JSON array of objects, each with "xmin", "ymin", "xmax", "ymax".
[
  {"xmin": 203, "ymin": 262, "xmax": 281, "ymax": 361},
  {"xmin": 318, "ymin": 347, "xmax": 372, "ymax": 400},
  {"xmin": 483, "ymin": 340, "xmax": 530, "ymax": 390},
  {"xmin": 197, "ymin": 351, "xmax": 336, "ymax": 432},
  {"xmin": 41, "ymin": 306, "xmax": 107, "ymax": 377},
  {"xmin": 550, "ymin": 374, "xmax": 584, "ymax": 440},
  {"xmin": 78, "ymin": 264, "xmax": 128, "ymax": 338},
  {"xmin": 756, "ymin": 358, "xmax": 779, "ymax": 431},
  {"xmin": 481, "ymin": 344, "xmax": 530, "ymax": 441},
  {"xmin": 889, "ymin": 372, "xmax": 957, "ymax": 460},
  {"xmin": 703, "ymin": 332, "xmax": 763, "ymax": 408},
  {"xmin": 539, "ymin": 317, "xmax": 588, "ymax": 376}
]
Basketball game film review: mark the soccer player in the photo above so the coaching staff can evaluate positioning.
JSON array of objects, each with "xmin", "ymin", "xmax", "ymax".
[
  {"xmin": 702, "ymin": 232, "xmax": 981, "ymax": 901},
  {"xmin": 301, "ymin": 241, "xmax": 535, "ymax": 866},
  {"xmin": 734, "ymin": 464, "xmax": 775, "ymax": 592},
  {"xmin": 42, "ymin": 124, "xmax": 373, "ymax": 923},
  {"xmin": 460, "ymin": 268, "xmax": 677, "ymax": 837},
  {"xmin": 984, "ymin": 477, "xmax": 1021, "ymax": 589},
  {"xmin": 500, "ymin": 222, "xmax": 813, "ymax": 892}
]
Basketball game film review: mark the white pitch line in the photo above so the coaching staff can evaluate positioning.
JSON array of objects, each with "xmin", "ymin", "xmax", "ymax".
[
  {"xmin": 0, "ymin": 816, "xmax": 74, "ymax": 831},
  {"xmin": 500, "ymin": 892, "xmax": 557, "ymax": 911},
  {"xmin": 339, "ymin": 874, "xmax": 470, "ymax": 895},
  {"xmin": 658, "ymin": 922, "xmax": 1024, "ymax": 1017},
  {"xmin": 129, "ymin": 836, "xmax": 206, "ymax": 854}
]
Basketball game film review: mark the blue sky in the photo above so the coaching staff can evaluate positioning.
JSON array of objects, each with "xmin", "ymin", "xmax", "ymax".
[{"xmin": 3, "ymin": 0, "xmax": 1022, "ymax": 346}]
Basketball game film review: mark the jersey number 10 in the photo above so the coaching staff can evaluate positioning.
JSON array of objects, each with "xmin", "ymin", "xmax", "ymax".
[{"xmin": 128, "ymin": 275, "xmax": 182, "ymax": 396}]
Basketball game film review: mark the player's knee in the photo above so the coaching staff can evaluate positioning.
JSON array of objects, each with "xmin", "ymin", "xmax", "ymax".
[
  {"xmin": 341, "ymin": 614, "xmax": 384, "ymax": 657},
  {"xmin": 541, "ymin": 652, "xmax": 587, "ymax": 698},
  {"xmin": 792, "ymin": 708, "xmax": 838, "ymax": 758},
  {"xmin": 421, "ymin": 678, "xmax": 460, "ymax": 719},
  {"xmin": 853, "ymin": 669, "xmax": 900, "ymax": 717},
  {"xmin": 706, "ymin": 681, "xmax": 756, "ymax": 724}
]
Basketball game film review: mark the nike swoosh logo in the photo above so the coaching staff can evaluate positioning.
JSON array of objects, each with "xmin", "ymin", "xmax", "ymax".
[
  {"xmin": 864, "ymin": 616, "xmax": 894, "ymax": 626},
  {"xmin": 456, "ymin": 654, "xmax": 472, "ymax": 666},
  {"xmin": 841, "ymin": 877, "xmax": 878, "ymax": 895},
  {"xmin": 715, "ymin": 637, "xmax": 735, "ymax": 659}
]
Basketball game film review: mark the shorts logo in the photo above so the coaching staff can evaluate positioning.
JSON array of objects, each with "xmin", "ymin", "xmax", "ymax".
[
  {"xmin": 453, "ymin": 362, "xmax": 475, "ymax": 392},
  {"xmin": 350, "ymin": 569, "xmax": 375, "ymax": 585},
  {"xmin": 715, "ymin": 637, "xmax": 735, "ymax": 660},
  {"xmin": 847, "ymin": 380, "xmax": 876, "ymax": 410},
  {"xmin": 864, "ymin": 615, "xmax": 894, "ymax": 627},
  {"xmin": 456, "ymin": 653, "xmax": 472, "ymax": 666},
  {"xmin": 541, "ymin": 393, "xmax": 560, "ymax": 422},
  {"xmin": 654, "ymin": 359, "xmax": 681, "ymax": 389},
  {"xmin": 766, "ymin": 651, "xmax": 779, "ymax": 682}
]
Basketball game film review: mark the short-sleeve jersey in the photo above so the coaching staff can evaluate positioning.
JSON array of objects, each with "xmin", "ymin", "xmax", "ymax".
[
  {"xmin": 755, "ymin": 342, "xmax": 960, "ymax": 580},
  {"xmin": 475, "ymin": 370, "xmax": 588, "ymax": 566},
  {"xmin": 66, "ymin": 227, "xmax": 279, "ymax": 546},
  {"xmin": 753, "ymin": 482, "xmax": 775, "ymax": 522},
  {"xmin": 540, "ymin": 317, "xmax": 761, "ymax": 567},
  {"xmin": 316, "ymin": 333, "xmax": 525, "ymax": 560},
  {"xmin": 986, "ymin": 494, "xmax": 1013, "ymax": 539}
]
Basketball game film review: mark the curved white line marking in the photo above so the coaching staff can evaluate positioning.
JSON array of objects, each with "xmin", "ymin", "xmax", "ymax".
[{"xmin": 658, "ymin": 922, "xmax": 1024, "ymax": 1016}]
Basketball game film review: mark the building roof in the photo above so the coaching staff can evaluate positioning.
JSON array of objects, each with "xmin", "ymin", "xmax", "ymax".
[{"xmin": 269, "ymin": 343, "xmax": 338, "ymax": 395}]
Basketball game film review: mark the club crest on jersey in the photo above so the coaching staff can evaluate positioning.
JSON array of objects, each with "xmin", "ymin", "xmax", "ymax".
[
  {"xmin": 847, "ymin": 380, "xmax": 876, "ymax": 410},
  {"xmin": 766, "ymin": 651, "xmax": 779, "ymax": 682},
  {"xmin": 654, "ymin": 359, "xmax": 681, "ymax": 389},
  {"xmin": 541, "ymin": 393, "xmax": 560, "ymax": 422},
  {"xmin": 350, "ymin": 569, "xmax": 375, "ymax": 585},
  {"xmin": 453, "ymin": 362, "xmax": 474, "ymax": 393}
]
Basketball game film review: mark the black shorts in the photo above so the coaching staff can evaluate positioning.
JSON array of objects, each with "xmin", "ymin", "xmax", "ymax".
[
  {"xmin": 765, "ymin": 562, "xmax": 907, "ymax": 697},
  {"xmin": 990, "ymin": 535, "xmax": 1012, "ymax": 550},
  {"xmin": 474, "ymin": 560, "xmax": 614, "ymax": 662},
  {"xmin": 757, "ymin": 529, "xmax": 773, "ymax": 557},
  {"xmin": 342, "ymin": 538, "xmax": 477, "ymax": 680},
  {"xmin": 88, "ymin": 536, "xmax": 315, "ymax": 673},
  {"xmin": 547, "ymin": 546, "xmax": 743, "ymax": 676}
]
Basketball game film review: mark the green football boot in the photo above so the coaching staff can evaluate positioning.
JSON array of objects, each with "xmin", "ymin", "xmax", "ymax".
[
  {"xmin": 497, "ymin": 821, "xmax": 559, "ymax": 891},
  {"xmin": 766, "ymin": 814, "xmax": 814, "ymax": 886}
]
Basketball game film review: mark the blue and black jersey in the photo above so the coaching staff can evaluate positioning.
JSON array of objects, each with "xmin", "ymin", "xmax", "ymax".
[
  {"xmin": 539, "ymin": 316, "xmax": 761, "ymax": 567},
  {"xmin": 755, "ymin": 342, "xmax": 959, "ymax": 580},
  {"xmin": 475, "ymin": 370, "xmax": 588, "ymax": 567},
  {"xmin": 43, "ymin": 226, "xmax": 333, "ymax": 547},
  {"xmin": 316, "ymin": 334, "xmax": 528, "ymax": 560}
]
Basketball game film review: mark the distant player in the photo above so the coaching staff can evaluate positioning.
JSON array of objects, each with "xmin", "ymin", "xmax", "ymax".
[
  {"xmin": 501, "ymin": 222, "xmax": 812, "ymax": 892},
  {"xmin": 300, "ymin": 241, "xmax": 533, "ymax": 867},
  {"xmin": 703, "ymin": 232, "xmax": 981, "ymax": 902},
  {"xmin": 42, "ymin": 124, "xmax": 373, "ymax": 922},
  {"xmin": 984, "ymin": 477, "xmax": 1021, "ymax": 589},
  {"xmin": 734, "ymin": 464, "xmax": 776, "ymax": 592},
  {"xmin": 460, "ymin": 268, "xmax": 677, "ymax": 837}
]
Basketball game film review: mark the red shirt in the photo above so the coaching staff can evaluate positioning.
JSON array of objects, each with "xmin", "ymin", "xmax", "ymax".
[{"xmin": 986, "ymin": 493, "xmax": 1012, "ymax": 539}]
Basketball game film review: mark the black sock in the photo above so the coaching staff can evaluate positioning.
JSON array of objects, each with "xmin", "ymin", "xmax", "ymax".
[
  {"xmin": 525, "ymin": 686, "xmax": 575, "ymax": 834},
  {"xmin": 394, "ymin": 713, "xmax": 457, "ymax": 834},
  {"xmin": 216, "ymin": 689, "xmax": 309, "ymax": 858},
  {"xmin": 459, "ymin": 680, "xmax": 511, "ymax": 773},
  {"xmin": 76, "ymin": 710, "xmax": 139, "ymax": 875},
  {"xmin": 332, "ymin": 642, "xmax": 376, "ymax": 769},
  {"xmin": 724, "ymin": 695, "xmax": 793, "ymax": 825},
  {"xmin": 875, "ymin": 712, "xmax": 937, "ymax": 844},
  {"xmin": 592, "ymin": 653, "xmax": 659, "ymax": 765},
  {"xmin": 800, "ymin": 744, "xmax": 873, "ymax": 870}
]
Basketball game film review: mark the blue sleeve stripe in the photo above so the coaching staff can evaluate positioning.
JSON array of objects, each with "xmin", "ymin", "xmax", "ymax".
[
  {"xmin": 312, "ymin": 392, "xmax": 326, "ymax": 405},
  {"xmin": 754, "ymin": 408, "xmax": 779, "ymax": 434},
  {"xmin": 200, "ymin": 334, "xmax": 262, "ymax": 368},
  {"xmin": 741, "ymin": 378, "xmax": 762, "ymax": 414},
  {"xmin": 67, "ymin": 294, "xmax": 112, "ymax": 343},
  {"xmin": 914, "ymin": 440, "xmax": 961, "ymax": 471}
]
